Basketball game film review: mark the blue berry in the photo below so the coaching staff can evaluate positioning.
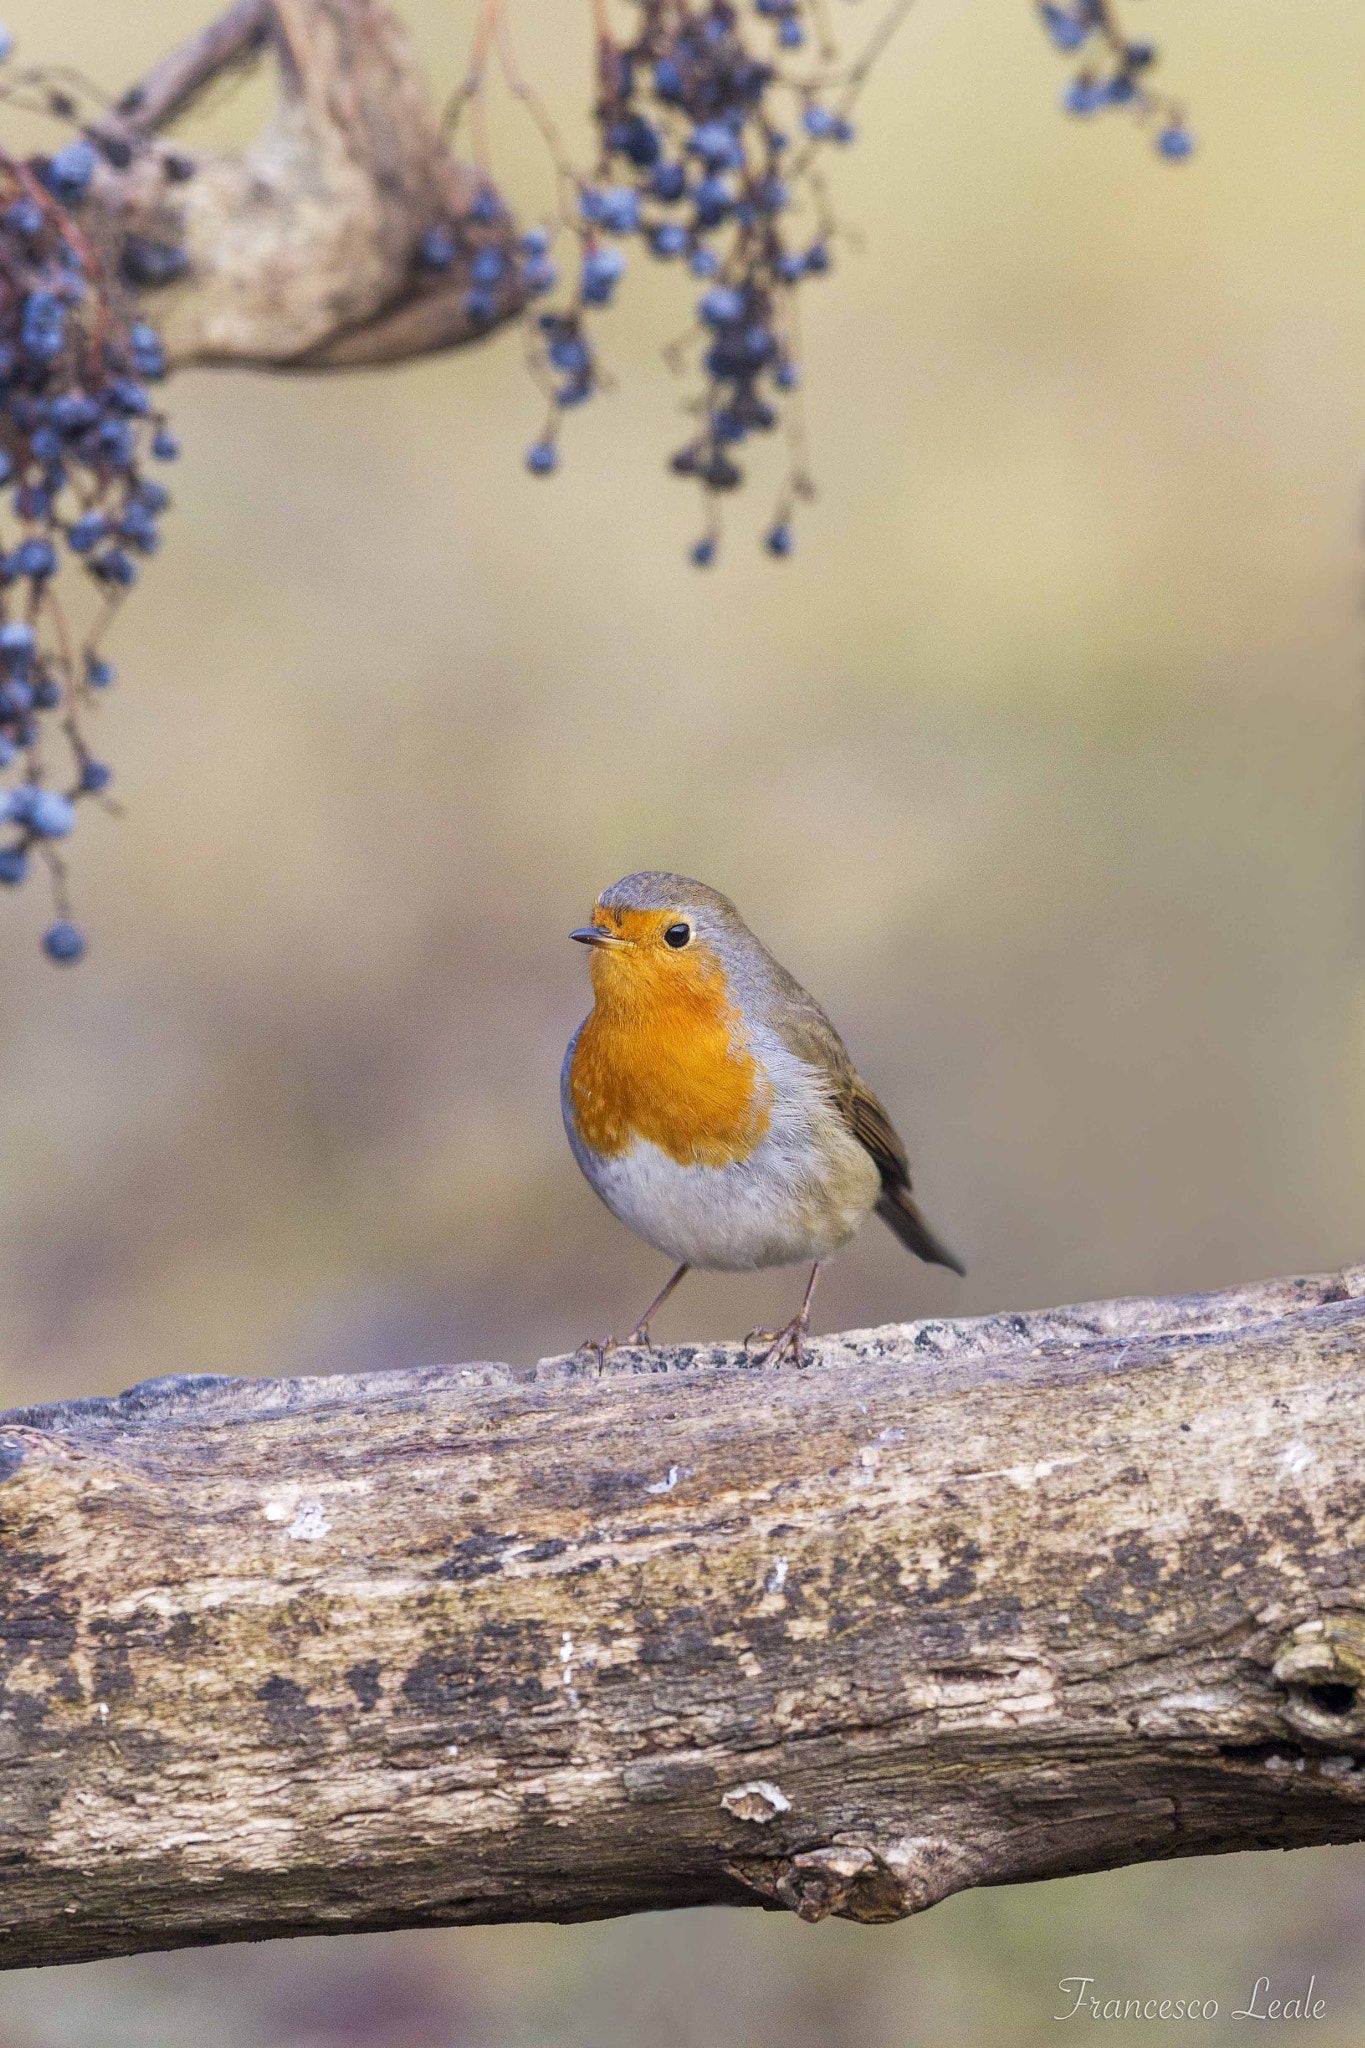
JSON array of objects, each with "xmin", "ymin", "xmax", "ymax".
[
  {"xmin": 24, "ymin": 789, "xmax": 75, "ymax": 837},
  {"xmin": 4, "ymin": 196, "xmax": 40, "ymax": 239},
  {"xmin": 651, "ymin": 161, "xmax": 687, "ymax": 203},
  {"xmin": 520, "ymin": 227, "xmax": 551, "ymax": 259},
  {"xmin": 690, "ymin": 121, "xmax": 743, "ymax": 170},
  {"xmin": 96, "ymin": 417, "xmax": 135, "ymax": 465},
  {"xmin": 521, "ymin": 255, "xmax": 557, "ymax": 295},
  {"xmin": 0, "ymin": 31, "xmax": 16, "ymax": 65},
  {"xmin": 1157, "ymin": 123, "xmax": 1194, "ymax": 159},
  {"xmin": 582, "ymin": 244, "xmax": 626, "ymax": 305},
  {"xmin": 85, "ymin": 655, "xmax": 115, "ymax": 689},
  {"xmin": 1041, "ymin": 5, "xmax": 1090, "ymax": 53},
  {"xmin": 68, "ymin": 511, "xmax": 107, "ymax": 554},
  {"xmin": 119, "ymin": 502, "xmax": 160, "ymax": 553},
  {"xmin": 0, "ymin": 620, "xmax": 35, "ymax": 665},
  {"xmin": 693, "ymin": 173, "xmax": 733, "ymax": 226},
  {"xmin": 463, "ymin": 287, "xmax": 496, "ymax": 324},
  {"xmin": 21, "ymin": 292, "xmax": 65, "ymax": 364},
  {"xmin": 779, "ymin": 19, "xmax": 804, "ymax": 48},
  {"xmin": 418, "ymin": 223, "xmax": 456, "ymax": 270},
  {"xmin": 583, "ymin": 186, "xmax": 640, "ymax": 235},
  {"xmin": 152, "ymin": 427, "xmax": 181, "ymax": 461},
  {"xmin": 690, "ymin": 248, "xmax": 720, "ymax": 278},
  {"xmin": 765, "ymin": 522, "xmax": 794, "ymax": 557},
  {"xmin": 43, "ymin": 919, "xmax": 85, "ymax": 964},
  {"xmin": 129, "ymin": 321, "xmax": 166, "ymax": 378},
  {"xmin": 11, "ymin": 537, "xmax": 55, "ymax": 580},
  {"xmin": 548, "ymin": 334, "xmax": 590, "ymax": 376},
  {"xmin": 0, "ymin": 845, "xmax": 26, "ymax": 885},
  {"xmin": 120, "ymin": 236, "xmax": 190, "ymax": 287},
  {"xmin": 690, "ymin": 537, "xmax": 716, "ymax": 567},
  {"xmin": 526, "ymin": 439, "xmax": 558, "ymax": 475},
  {"xmin": 80, "ymin": 758, "xmax": 111, "ymax": 793},
  {"xmin": 1062, "ymin": 78, "xmax": 1108, "ymax": 117},
  {"xmin": 468, "ymin": 187, "xmax": 502, "ymax": 225},
  {"xmin": 50, "ymin": 391, "xmax": 99, "ymax": 433},
  {"xmin": 610, "ymin": 114, "xmax": 660, "ymax": 168},
  {"xmin": 107, "ymin": 378, "xmax": 151, "ymax": 417},
  {"xmin": 700, "ymin": 286, "xmax": 744, "ymax": 326},
  {"xmin": 653, "ymin": 58, "xmax": 684, "ymax": 99},
  {"xmin": 43, "ymin": 139, "xmax": 97, "ymax": 200},
  {"xmin": 92, "ymin": 548, "xmax": 137, "ymax": 588},
  {"xmin": 471, "ymin": 246, "xmax": 507, "ymax": 286},
  {"xmin": 652, "ymin": 224, "xmax": 689, "ymax": 259}
]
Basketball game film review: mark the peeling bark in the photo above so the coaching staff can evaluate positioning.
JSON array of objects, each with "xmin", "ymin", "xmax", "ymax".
[
  {"xmin": 1, "ymin": 1266, "xmax": 1364, "ymax": 1968},
  {"xmin": 79, "ymin": 0, "xmax": 525, "ymax": 371}
]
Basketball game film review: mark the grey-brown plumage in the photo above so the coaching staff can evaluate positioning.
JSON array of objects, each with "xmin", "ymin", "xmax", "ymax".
[{"xmin": 766, "ymin": 956, "xmax": 965, "ymax": 1277}]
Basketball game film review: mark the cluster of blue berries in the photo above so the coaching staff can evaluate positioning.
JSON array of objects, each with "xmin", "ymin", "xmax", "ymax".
[
  {"xmin": 1039, "ymin": 1, "xmax": 1194, "ymax": 158},
  {"xmin": 515, "ymin": 0, "xmax": 865, "ymax": 563},
  {"xmin": 0, "ymin": 29, "xmax": 180, "ymax": 963},
  {"xmin": 415, "ymin": 183, "xmax": 553, "ymax": 327}
]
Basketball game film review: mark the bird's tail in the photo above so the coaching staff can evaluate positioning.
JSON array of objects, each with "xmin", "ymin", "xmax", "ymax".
[{"xmin": 876, "ymin": 1185, "xmax": 965, "ymax": 1276}]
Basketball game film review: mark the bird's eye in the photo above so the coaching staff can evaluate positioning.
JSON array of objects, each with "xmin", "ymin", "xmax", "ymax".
[{"xmin": 663, "ymin": 920, "xmax": 692, "ymax": 949}]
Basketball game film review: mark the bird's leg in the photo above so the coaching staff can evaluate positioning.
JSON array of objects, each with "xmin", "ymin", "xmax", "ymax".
[
  {"xmin": 745, "ymin": 1262, "xmax": 823, "ymax": 1369},
  {"xmin": 626, "ymin": 1262, "xmax": 690, "ymax": 1348},
  {"xmin": 576, "ymin": 1263, "xmax": 691, "ymax": 1370}
]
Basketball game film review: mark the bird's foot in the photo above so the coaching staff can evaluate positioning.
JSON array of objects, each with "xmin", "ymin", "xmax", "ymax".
[
  {"xmin": 575, "ymin": 1323, "xmax": 655, "ymax": 1376},
  {"xmin": 744, "ymin": 1316, "xmax": 811, "ymax": 1369},
  {"xmin": 575, "ymin": 1333, "xmax": 617, "ymax": 1376}
]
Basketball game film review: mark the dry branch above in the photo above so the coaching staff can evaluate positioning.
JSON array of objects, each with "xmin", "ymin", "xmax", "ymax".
[
  {"xmin": 2, "ymin": 1265, "xmax": 1365, "ymax": 1969},
  {"xmin": 81, "ymin": 0, "xmax": 525, "ymax": 370}
]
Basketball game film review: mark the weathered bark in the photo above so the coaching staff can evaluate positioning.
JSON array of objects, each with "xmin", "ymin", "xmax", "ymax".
[
  {"xmin": 79, "ymin": 0, "xmax": 525, "ymax": 370},
  {"xmin": 2, "ymin": 1265, "xmax": 1364, "ymax": 1970}
]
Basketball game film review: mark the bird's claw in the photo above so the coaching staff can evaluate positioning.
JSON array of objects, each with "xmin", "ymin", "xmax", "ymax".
[
  {"xmin": 575, "ymin": 1333, "xmax": 618, "ymax": 1376},
  {"xmin": 575, "ymin": 1324, "xmax": 656, "ymax": 1376},
  {"xmin": 744, "ymin": 1318, "xmax": 811, "ymax": 1369}
]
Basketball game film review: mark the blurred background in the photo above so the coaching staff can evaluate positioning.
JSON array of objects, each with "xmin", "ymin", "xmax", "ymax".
[{"xmin": 1, "ymin": 0, "xmax": 1364, "ymax": 2040}]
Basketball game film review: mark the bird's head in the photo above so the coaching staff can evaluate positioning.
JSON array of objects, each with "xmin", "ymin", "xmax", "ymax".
[{"xmin": 570, "ymin": 872, "xmax": 751, "ymax": 1013}]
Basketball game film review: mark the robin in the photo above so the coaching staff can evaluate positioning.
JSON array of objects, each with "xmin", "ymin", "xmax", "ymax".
[{"xmin": 563, "ymin": 872, "xmax": 963, "ymax": 1365}]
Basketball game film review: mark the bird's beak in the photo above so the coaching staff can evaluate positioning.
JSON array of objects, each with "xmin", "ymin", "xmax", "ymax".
[{"xmin": 570, "ymin": 925, "xmax": 625, "ymax": 948}]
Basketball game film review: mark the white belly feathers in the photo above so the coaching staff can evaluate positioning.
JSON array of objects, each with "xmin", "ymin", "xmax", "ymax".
[{"xmin": 562, "ymin": 1026, "xmax": 881, "ymax": 1272}]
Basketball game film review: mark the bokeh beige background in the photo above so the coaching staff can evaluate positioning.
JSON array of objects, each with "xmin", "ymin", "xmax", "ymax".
[{"xmin": 1, "ymin": 0, "xmax": 1363, "ymax": 2042}]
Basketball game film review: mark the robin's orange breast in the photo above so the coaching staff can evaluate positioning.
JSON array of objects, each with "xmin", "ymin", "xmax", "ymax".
[{"xmin": 568, "ymin": 942, "xmax": 773, "ymax": 1168}]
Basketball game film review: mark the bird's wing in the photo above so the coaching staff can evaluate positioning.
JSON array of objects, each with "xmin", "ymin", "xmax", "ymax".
[
  {"xmin": 770, "ymin": 964, "xmax": 964, "ymax": 1275},
  {"xmin": 767, "ymin": 966, "xmax": 908, "ymax": 1186},
  {"xmin": 841, "ymin": 1073, "xmax": 913, "ymax": 1189}
]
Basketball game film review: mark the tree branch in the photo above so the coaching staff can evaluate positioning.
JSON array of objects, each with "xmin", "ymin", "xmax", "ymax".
[
  {"xmin": 112, "ymin": 0, "xmax": 273, "ymax": 135},
  {"xmin": 2, "ymin": 1265, "xmax": 1364, "ymax": 1969},
  {"xmin": 80, "ymin": 0, "xmax": 526, "ymax": 371}
]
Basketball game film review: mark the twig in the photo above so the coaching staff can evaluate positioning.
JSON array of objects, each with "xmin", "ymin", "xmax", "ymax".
[{"xmin": 112, "ymin": 0, "xmax": 271, "ymax": 134}]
